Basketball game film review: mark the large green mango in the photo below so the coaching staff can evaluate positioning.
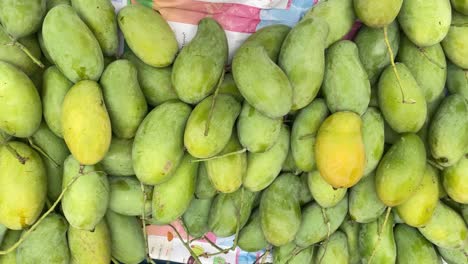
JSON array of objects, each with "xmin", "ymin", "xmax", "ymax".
[
  {"xmin": 442, "ymin": 11, "xmax": 468, "ymax": 69},
  {"xmin": 340, "ymin": 218, "xmax": 361, "ymax": 264},
  {"xmin": 0, "ymin": 0, "xmax": 46, "ymax": 38},
  {"xmin": 0, "ymin": 28, "xmax": 41, "ymax": 76},
  {"xmin": 100, "ymin": 137, "xmax": 134, "ymax": 177},
  {"xmin": 362, "ymin": 107, "xmax": 385, "ymax": 175},
  {"xmin": 447, "ymin": 62, "xmax": 468, "ymax": 100},
  {"xmin": 68, "ymin": 220, "xmax": 111, "ymax": 264},
  {"xmin": 0, "ymin": 230, "xmax": 22, "ymax": 263},
  {"xmin": 359, "ymin": 212, "xmax": 396, "ymax": 264},
  {"xmin": 307, "ymin": 170, "xmax": 347, "ymax": 208},
  {"xmin": 194, "ymin": 162, "xmax": 217, "ymax": 199},
  {"xmin": 395, "ymin": 224, "xmax": 440, "ymax": 264},
  {"xmin": 353, "ymin": 0, "xmax": 403, "ymax": 28},
  {"xmin": 349, "ymin": 172, "xmax": 386, "ymax": 223},
  {"xmin": 314, "ymin": 231, "xmax": 349, "ymax": 264},
  {"xmin": 238, "ymin": 210, "xmax": 268, "ymax": 252},
  {"xmin": 182, "ymin": 198, "xmax": 212, "ymax": 238},
  {"xmin": 109, "ymin": 176, "xmax": 152, "ymax": 217},
  {"xmin": 443, "ymin": 156, "xmax": 468, "ymax": 205}
]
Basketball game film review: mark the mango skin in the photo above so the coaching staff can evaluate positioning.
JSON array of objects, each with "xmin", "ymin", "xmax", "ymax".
[
  {"xmin": 437, "ymin": 246, "xmax": 468, "ymax": 264},
  {"xmin": 195, "ymin": 162, "xmax": 217, "ymax": 199},
  {"xmin": 0, "ymin": 0, "xmax": 46, "ymax": 38},
  {"xmin": 68, "ymin": 220, "xmax": 111, "ymax": 264},
  {"xmin": 239, "ymin": 24, "xmax": 290, "ymax": 62},
  {"xmin": 442, "ymin": 11, "xmax": 468, "ymax": 69},
  {"xmin": 0, "ymin": 28, "xmax": 42, "ymax": 76},
  {"xmin": 219, "ymin": 73, "xmax": 243, "ymax": 102},
  {"xmin": 42, "ymin": 5, "xmax": 104, "ymax": 83},
  {"xmin": 443, "ymin": 156, "xmax": 468, "ymax": 204},
  {"xmin": 62, "ymin": 80, "xmax": 111, "ymax": 165},
  {"xmin": 238, "ymin": 210, "xmax": 268, "ymax": 252},
  {"xmin": 47, "ymin": 0, "xmax": 70, "ymax": 11},
  {"xmin": 0, "ymin": 225, "xmax": 6, "ymax": 245},
  {"xmin": 354, "ymin": 0, "xmax": 403, "ymax": 28},
  {"xmin": 349, "ymin": 172, "xmax": 386, "ymax": 223},
  {"xmin": 109, "ymin": 176, "xmax": 152, "ymax": 217},
  {"xmin": 0, "ymin": 230, "xmax": 22, "ymax": 263},
  {"xmin": 315, "ymin": 111, "xmax": 366, "ymax": 188},
  {"xmin": 308, "ymin": 170, "xmax": 347, "ymax": 208},
  {"xmin": 182, "ymin": 198, "xmax": 212, "ymax": 238},
  {"xmin": 339, "ymin": 218, "xmax": 361, "ymax": 264},
  {"xmin": 447, "ymin": 62, "xmax": 468, "ymax": 100},
  {"xmin": 100, "ymin": 137, "xmax": 134, "ymax": 177},
  {"xmin": 359, "ymin": 212, "xmax": 396, "ymax": 264},
  {"xmin": 395, "ymin": 224, "xmax": 441, "ymax": 264},
  {"xmin": 173, "ymin": 18, "xmax": 227, "ymax": 104},
  {"xmin": 0, "ymin": 142, "xmax": 46, "ymax": 230},
  {"xmin": 118, "ymin": 4, "xmax": 178, "ymax": 67},
  {"xmin": 288, "ymin": 246, "xmax": 314, "ymax": 264},
  {"xmin": 451, "ymin": 0, "xmax": 468, "ymax": 15},
  {"xmin": 0, "ymin": 61, "xmax": 42, "ymax": 138},
  {"xmin": 362, "ymin": 107, "xmax": 385, "ymax": 176},
  {"xmin": 314, "ymin": 231, "xmax": 349, "ymax": 264},
  {"xmin": 298, "ymin": 172, "xmax": 313, "ymax": 206},
  {"xmin": 133, "ymin": 101, "xmax": 191, "ymax": 185}
]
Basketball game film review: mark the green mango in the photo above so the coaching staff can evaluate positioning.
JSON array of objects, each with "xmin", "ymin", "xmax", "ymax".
[
  {"xmin": 100, "ymin": 137, "xmax": 134, "ymax": 177},
  {"xmin": 303, "ymin": 0, "xmax": 356, "ymax": 47},
  {"xmin": 182, "ymin": 198, "xmax": 212, "ymax": 238},
  {"xmin": 106, "ymin": 210, "xmax": 145, "ymax": 264},
  {"xmin": 294, "ymin": 195, "xmax": 348, "ymax": 247},
  {"xmin": 349, "ymin": 172, "xmax": 386, "ymax": 223},
  {"xmin": 298, "ymin": 172, "xmax": 312, "ymax": 205},
  {"xmin": 396, "ymin": 164, "xmax": 439, "ymax": 227},
  {"xmin": 398, "ymin": 0, "xmax": 452, "ymax": 47},
  {"xmin": 118, "ymin": 4, "xmax": 178, "ymax": 67},
  {"xmin": 123, "ymin": 51, "xmax": 178, "ymax": 106},
  {"xmin": 16, "ymin": 213, "xmax": 70, "ymax": 264},
  {"xmin": 354, "ymin": 0, "xmax": 403, "ymax": 28},
  {"xmin": 184, "ymin": 94, "xmax": 241, "ymax": 158},
  {"xmin": 71, "ymin": 0, "xmax": 118, "ymax": 56},
  {"xmin": 0, "ymin": 0, "xmax": 46, "ymax": 38},
  {"xmin": 323, "ymin": 40, "xmax": 371, "ymax": 115},
  {"xmin": 314, "ymin": 231, "xmax": 349, "ymax": 264},
  {"xmin": 152, "ymin": 154, "xmax": 198, "ymax": 225},
  {"xmin": 109, "ymin": 176, "xmax": 152, "ymax": 217},
  {"xmin": 100, "ymin": 60, "xmax": 148, "ymax": 139},
  {"xmin": 173, "ymin": 18, "xmax": 227, "ymax": 104},
  {"xmin": 362, "ymin": 107, "xmax": 385, "ymax": 175},
  {"xmin": 443, "ymin": 156, "xmax": 468, "ymax": 204},
  {"xmin": 359, "ymin": 212, "xmax": 396, "ymax": 264},
  {"xmin": 195, "ymin": 162, "xmax": 217, "ymax": 199},
  {"xmin": 395, "ymin": 224, "xmax": 441, "ymax": 264},
  {"xmin": 218, "ymin": 73, "xmax": 243, "ymax": 102},
  {"xmin": 397, "ymin": 35, "xmax": 447, "ymax": 102},
  {"xmin": 307, "ymin": 170, "xmax": 347, "ymax": 208},
  {"xmin": 369, "ymin": 86, "xmax": 379, "ymax": 107},
  {"xmin": 0, "ymin": 225, "xmax": 6, "ymax": 245},
  {"xmin": 378, "ymin": 63, "xmax": 427, "ymax": 133},
  {"xmin": 272, "ymin": 242, "xmax": 298, "ymax": 264},
  {"xmin": 46, "ymin": 0, "xmax": 70, "ymax": 11},
  {"xmin": 37, "ymin": 31, "xmax": 53, "ymax": 65},
  {"xmin": 42, "ymin": 5, "xmax": 104, "ymax": 83},
  {"xmin": 291, "ymin": 98, "xmax": 329, "ymax": 172},
  {"xmin": 238, "ymin": 210, "xmax": 268, "ymax": 252},
  {"xmin": 384, "ymin": 120, "xmax": 401, "ymax": 144},
  {"xmin": 68, "ymin": 219, "xmax": 111, "ymax": 264},
  {"xmin": 429, "ymin": 94, "xmax": 468, "ymax": 167},
  {"xmin": 451, "ymin": 0, "xmax": 468, "ymax": 15},
  {"xmin": 0, "ymin": 28, "xmax": 41, "ymax": 76},
  {"xmin": 442, "ymin": 11, "xmax": 468, "ymax": 69},
  {"xmin": 281, "ymin": 146, "xmax": 301, "ymax": 174},
  {"xmin": 279, "ymin": 17, "xmax": 328, "ymax": 110},
  {"xmin": 133, "ymin": 101, "xmax": 191, "ymax": 185},
  {"xmin": 0, "ymin": 142, "xmax": 46, "ymax": 230},
  {"xmin": 462, "ymin": 204, "xmax": 468, "ymax": 223},
  {"xmin": 376, "ymin": 133, "xmax": 426, "ymax": 206},
  {"xmin": 340, "ymin": 218, "xmax": 361, "ymax": 264},
  {"xmin": 447, "ymin": 62, "xmax": 468, "ymax": 100},
  {"xmin": 0, "ymin": 230, "xmax": 22, "ymax": 264},
  {"xmin": 418, "ymin": 201, "xmax": 468, "ymax": 249},
  {"xmin": 237, "ymin": 101, "xmax": 282, "ymax": 153},
  {"xmin": 289, "ymin": 246, "xmax": 315, "ymax": 264},
  {"xmin": 243, "ymin": 125, "xmax": 290, "ymax": 192},
  {"xmin": 438, "ymin": 245, "xmax": 468, "ymax": 264}
]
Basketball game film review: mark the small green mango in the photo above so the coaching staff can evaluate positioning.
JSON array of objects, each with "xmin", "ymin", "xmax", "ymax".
[
  {"xmin": 195, "ymin": 162, "xmax": 217, "ymax": 199},
  {"xmin": 100, "ymin": 137, "xmax": 134, "ymax": 177},
  {"xmin": 442, "ymin": 11, "xmax": 468, "ymax": 69},
  {"xmin": 238, "ymin": 210, "xmax": 268, "ymax": 252},
  {"xmin": 359, "ymin": 212, "xmax": 396, "ymax": 264},
  {"xmin": 219, "ymin": 73, "xmax": 243, "ymax": 102},
  {"xmin": 0, "ymin": 28, "xmax": 41, "ymax": 76},
  {"xmin": 438, "ymin": 245, "xmax": 468, "ymax": 264},
  {"xmin": 451, "ymin": 0, "xmax": 468, "ymax": 15},
  {"xmin": 0, "ymin": 0, "xmax": 46, "ymax": 38},
  {"xmin": 109, "ymin": 176, "xmax": 152, "ymax": 217},
  {"xmin": 68, "ymin": 219, "xmax": 111, "ymax": 264},
  {"xmin": 443, "ymin": 156, "xmax": 468, "ymax": 204},
  {"xmin": 340, "ymin": 218, "xmax": 361, "ymax": 264},
  {"xmin": 0, "ymin": 230, "xmax": 22, "ymax": 263},
  {"xmin": 447, "ymin": 62, "xmax": 468, "ymax": 100},
  {"xmin": 182, "ymin": 198, "xmax": 212, "ymax": 238},
  {"xmin": 354, "ymin": 0, "xmax": 403, "ymax": 28},
  {"xmin": 395, "ymin": 224, "xmax": 441, "ymax": 264},
  {"xmin": 349, "ymin": 172, "xmax": 386, "ymax": 223},
  {"xmin": 314, "ymin": 231, "xmax": 349, "ymax": 264},
  {"xmin": 362, "ymin": 107, "xmax": 385, "ymax": 175},
  {"xmin": 308, "ymin": 170, "xmax": 347, "ymax": 208}
]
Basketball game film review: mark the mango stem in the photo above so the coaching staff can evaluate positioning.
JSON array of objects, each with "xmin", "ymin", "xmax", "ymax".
[
  {"xmin": 204, "ymin": 71, "xmax": 225, "ymax": 136},
  {"xmin": 317, "ymin": 208, "xmax": 332, "ymax": 264},
  {"xmin": 168, "ymin": 223, "xmax": 202, "ymax": 264},
  {"xmin": 417, "ymin": 48, "xmax": 445, "ymax": 70},
  {"xmin": 368, "ymin": 207, "xmax": 392, "ymax": 264},
  {"xmin": 28, "ymin": 138, "xmax": 60, "ymax": 167},
  {"xmin": 191, "ymin": 148, "xmax": 247, "ymax": 162},
  {"xmin": 140, "ymin": 182, "xmax": 156, "ymax": 264},
  {"xmin": 299, "ymin": 133, "xmax": 315, "ymax": 140},
  {"xmin": 4, "ymin": 143, "xmax": 28, "ymax": 164}
]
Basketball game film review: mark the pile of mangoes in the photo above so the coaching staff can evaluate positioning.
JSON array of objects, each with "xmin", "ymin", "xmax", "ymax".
[{"xmin": 0, "ymin": 0, "xmax": 466, "ymax": 263}]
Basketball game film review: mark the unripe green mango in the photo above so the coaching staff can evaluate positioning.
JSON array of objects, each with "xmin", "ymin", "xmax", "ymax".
[
  {"xmin": 106, "ymin": 211, "xmax": 145, "ymax": 264},
  {"xmin": 362, "ymin": 107, "xmax": 385, "ymax": 176},
  {"xmin": 349, "ymin": 172, "xmax": 386, "ymax": 223},
  {"xmin": 289, "ymin": 246, "xmax": 314, "ymax": 264},
  {"xmin": 298, "ymin": 172, "xmax": 312, "ymax": 205},
  {"xmin": 438, "ymin": 245, "xmax": 468, "ymax": 264},
  {"xmin": 0, "ymin": 28, "xmax": 41, "ymax": 76},
  {"xmin": 378, "ymin": 63, "xmax": 427, "ymax": 133},
  {"xmin": 62, "ymin": 80, "xmax": 111, "ymax": 165},
  {"xmin": 0, "ymin": 230, "xmax": 22, "ymax": 264},
  {"xmin": 443, "ymin": 156, "xmax": 468, "ymax": 204},
  {"xmin": 395, "ymin": 224, "xmax": 440, "ymax": 264},
  {"xmin": 281, "ymin": 146, "xmax": 301, "ymax": 174},
  {"xmin": 0, "ymin": 225, "xmax": 6, "ymax": 245},
  {"xmin": 354, "ymin": 0, "xmax": 402, "ymax": 28},
  {"xmin": 323, "ymin": 40, "xmax": 370, "ymax": 115},
  {"xmin": 0, "ymin": 0, "xmax": 46, "ymax": 38},
  {"xmin": 237, "ymin": 101, "xmax": 282, "ymax": 153},
  {"xmin": 118, "ymin": 4, "xmax": 178, "ymax": 67},
  {"xmin": 452, "ymin": 0, "xmax": 468, "ymax": 15},
  {"xmin": 0, "ymin": 142, "xmax": 46, "ymax": 230},
  {"xmin": 195, "ymin": 162, "xmax": 217, "ymax": 199},
  {"xmin": 238, "ymin": 24, "xmax": 290, "ymax": 62},
  {"xmin": 42, "ymin": 5, "xmax": 104, "ymax": 83},
  {"xmin": 442, "ymin": 11, "xmax": 468, "ymax": 70},
  {"xmin": 272, "ymin": 242, "xmax": 297, "ymax": 264},
  {"xmin": 359, "ymin": 212, "xmax": 396, "ymax": 264},
  {"xmin": 243, "ymin": 125, "xmax": 290, "ymax": 192},
  {"xmin": 100, "ymin": 137, "xmax": 134, "ymax": 177},
  {"xmin": 308, "ymin": 170, "xmax": 347, "ymax": 208},
  {"xmin": 398, "ymin": 0, "xmax": 452, "ymax": 47},
  {"xmin": 182, "ymin": 198, "xmax": 212, "ymax": 238},
  {"xmin": 279, "ymin": 17, "xmax": 328, "ymax": 110},
  {"xmin": 340, "ymin": 218, "xmax": 361, "ymax": 264},
  {"xmin": 447, "ymin": 62, "xmax": 468, "ymax": 100},
  {"xmin": 109, "ymin": 176, "xmax": 152, "ymax": 217},
  {"xmin": 376, "ymin": 133, "xmax": 426, "ymax": 206},
  {"xmin": 314, "ymin": 231, "xmax": 349, "ymax": 264},
  {"xmin": 133, "ymin": 101, "xmax": 191, "ymax": 185},
  {"xmin": 173, "ymin": 18, "xmax": 227, "ymax": 104},
  {"xmin": 184, "ymin": 94, "xmax": 241, "ymax": 158},
  {"xmin": 68, "ymin": 219, "xmax": 111, "ymax": 264},
  {"xmin": 219, "ymin": 73, "xmax": 243, "ymax": 102},
  {"xmin": 17, "ymin": 213, "xmax": 70, "ymax": 264},
  {"xmin": 238, "ymin": 210, "xmax": 268, "ymax": 252},
  {"xmin": 46, "ymin": 0, "xmax": 70, "ymax": 11}
]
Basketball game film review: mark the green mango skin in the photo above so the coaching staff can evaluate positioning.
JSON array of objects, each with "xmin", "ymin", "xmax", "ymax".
[
  {"xmin": 133, "ymin": 101, "xmax": 191, "ymax": 185},
  {"xmin": 291, "ymin": 98, "xmax": 329, "ymax": 172},
  {"xmin": 17, "ymin": 214, "xmax": 70, "ymax": 264},
  {"xmin": 279, "ymin": 17, "xmax": 328, "ymax": 110},
  {"xmin": 447, "ymin": 62, "xmax": 468, "ymax": 100},
  {"xmin": 419, "ymin": 201, "xmax": 468, "ymax": 249},
  {"xmin": 152, "ymin": 154, "xmax": 198, "ymax": 225},
  {"xmin": 219, "ymin": 73, "xmax": 243, "ymax": 102},
  {"xmin": 243, "ymin": 125, "xmax": 290, "ymax": 192},
  {"xmin": 46, "ymin": 0, "xmax": 70, "ymax": 11},
  {"xmin": 378, "ymin": 63, "xmax": 427, "ymax": 133},
  {"xmin": 354, "ymin": 0, "xmax": 403, "ymax": 28},
  {"xmin": 398, "ymin": 0, "xmax": 452, "ymax": 47},
  {"xmin": 71, "ymin": 0, "xmax": 118, "ymax": 56},
  {"xmin": 308, "ymin": 170, "xmax": 347, "ymax": 208},
  {"xmin": 42, "ymin": 5, "xmax": 104, "ymax": 83},
  {"xmin": 0, "ymin": 61, "xmax": 42, "ymax": 138},
  {"xmin": 289, "ymin": 246, "xmax": 315, "ymax": 264},
  {"xmin": 281, "ymin": 146, "xmax": 301, "ymax": 174},
  {"xmin": 303, "ymin": 0, "xmax": 356, "ymax": 47},
  {"xmin": 298, "ymin": 172, "xmax": 313, "ymax": 205},
  {"xmin": 62, "ymin": 155, "xmax": 109, "ymax": 231},
  {"xmin": 173, "ymin": 18, "xmax": 227, "ymax": 104},
  {"xmin": 0, "ymin": 142, "xmax": 46, "ymax": 230},
  {"xmin": 397, "ymin": 35, "xmax": 447, "ymax": 102},
  {"xmin": 323, "ymin": 40, "xmax": 371, "ymax": 115},
  {"xmin": 396, "ymin": 164, "xmax": 439, "ymax": 227},
  {"xmin": 239, "ymin": 24, "xmax": 290, "ymax": 62},
  {"xmin": 109, "ymin": 176, "xmax": 152, "ymax": 217},
  {"xmin": 376, "ymin": 133, "xmax": 426, "ymax": 206},
  {"xmin": 429, "ymin": 94, "xmax": 468, "ymax": 167},
  {"xmin": 0, "ymin": 225, "xmax": 6, "ymax": 245},
  {"xmin": 195, "ymin": 162, "xmax": 217, "ymax": 199},
  {"xmin": 0, "ymin": 230, "xmax": 22, "ymax": 264},
  {"xmin": 100, "ymin": 137, "xmax": 134, "ymax": 177},
  {"xmin": 123, "ymin": 51, "xmax": 178, "ymax": 106},
  {"xmin": 273, "ymin": 242, "xmax": 297, "ymax": 264},
  {"xmin": 184, "ymin": 94, "xmax": 241, "ymax": 158},
  {"xmin": 106, "ymin": 211, "xmax": 145, "ymax": 264},
  {"xmin": 395, "ymin": 224, "xmax": 441, "ymax": 264},
  {"xmin": 438, "ymin": 245, "xmax": 468, "ymax": 264},
  {"xmin": 30, "ymin": 122, "xmax": 70, "ymax": 202},
  {"xmin": 237, "ymin": 101, "xmax": 282, "ymax": 153},
  {"xmin": 238, "ymin": 210, "xmax": 268, "ymax": 252},
  {"xmin": 359, "ymin": 212, "xmax": 396, "ymax": 264},
  {"xmin": 362, "ymin": 107, "xmax": 385, "ymax": 175},
  {"xmin": 442, "ymin": 11, "xmax": 468, "ymax": 69},
  {"xmin": 340, "ymin": 219, "xmax": 361, "ymax": 264},
  {"xmin": 68, "ymin": 219, "xmax": 111, "ymax": 264},
  {"xmin": 451, "ymin": 0, "xmax": 468, "ymax": 15},
  {"xmin": 118, "ymin": 4, "xmax": 178, "ymax": 68},
  {"xmin": 182, "ymin": 198, "xmax": 212, "ymax": 238},
  {"xmin": 0, "ymin": 0, "xmax": 46, "ymax": 38},
  {"xmin": 208, "ymin": 188, "xmax": 256, "ymax": 237},
  {"xmin": 100, "ymin": 60, "xmax": 148, "ymax": 139},
  {"xmin": 315, "ymin": 231, "xmax": 349, "ymax": 264},
  {"xmin": 349, "ymin": 172, "xmax": 386, "ymax": 223},
  {"xmin": 0, "ymin": 28, "xmax": 41, "ymax": 76},
  {"xmin": 443, "ymin": 156, "xmax": 468, "ymax": 204}
]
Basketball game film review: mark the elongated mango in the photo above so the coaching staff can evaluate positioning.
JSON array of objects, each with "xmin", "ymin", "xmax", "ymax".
[
  {"xmin": 238, "ymin": 210, "xmax": 268, "ymax": 252},
  {"xmin": 237, "ymin": 24, "xmax": 290, "ymax": 62},
  {"xmin": 354, "ymin": 0, "xmax": 403, "ymax": 28},
  {"xmin": 109, "ymin": 176, "xmax": 152, "ymax": 216},
  {"xmin": 447, "ymin": 62, "xmax": 468, "ymax": 100},
  {"xmin": 443, "ymin": 156, "xmax": 468, "ymax": 204},
  {"xmin": 308, "ymin": 170, "xmax": 347, "ymax": 208},
  {"xmin": 68, "ymin": 219, "xmax": 111, "ymax": 264},
  {"xmin": 100, "ymin": 137, "xmax": 134, "ymax": 177},
  {"xmin": 182, "ymin": 198, "xmax": 212, "ymax": 238},
  {"xmin": 362, "ymin": 107, "xmax": 385, "ymax": 175},
  {"xmin": 395, "ymin": 224, "xmax": 440, "ymax": 264},
  {"xmin": 0, "ymin": 0, "xmax": 46, "ymax": 38},
  {"xmin": 349, "ymin": 172, "xmax": 386, "ymax": 223},
  {"xmin": 359, "ymin": 212, "xmax": 396, "ymax": 264}
]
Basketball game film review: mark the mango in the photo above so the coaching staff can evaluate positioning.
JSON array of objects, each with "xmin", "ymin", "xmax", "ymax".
[
  {"xmin": 298, "ymin": 172, "xmax": 313, "ymax": 205},
  {"xmin": 362, "ymin": 107, "xmax": 385, "ymax": 175},
  {"xmin": 0, "ymin": 142, "xmax": 46, "ymax": 230},
  {"xmin": 395, "ymin": 224, "xmax": 440, "ymax": 264},
  {"xmin": 289, "ymin": 246, "xmax": 314, "ymax": 264},
  {"xmin": 0, "ymin": 28, "xmax": 41, "ymax": 76},
  {"xmin": 447, "ymin": 62, "xmax": 468, "ymax": 100},
  {"xmin": 359, "ymin": 212, "xmax": 396, "ymax": 264},
  {"xmin": 339, "ymin": 218, "xmax": 361, "ymax": 264},
  {"xmin": 314, "ymin": 231, "xmax": 349, "ymax": 264},
  {"xmin": 182, "ymin": 198, "xmax": 212, "ymax": 238},
  {"xmin": 443, "ymin": 156, "xmax": 468, "ymax": 204},
  {"xmin": 0, "ymin": 225, "xmax": 6, "ymax": 245},
  {"xmin": 68, "ymin": 219, "xmax": 111, "ymax": 264},
  {"xmin": 272, "ymin": 242, "xmax": 298, "ymax": 264},
  {"xmin": 238, "ymin": 210, "xmax": 268, "ymax": 252},
  {"xmin": 315, "ymin": 111, "xmax": 365, "ymax": 188},
  {"xmin": 100, "ymin": 137, "xmax": 134, "ymax": 177},
  {"xmin": 452, "ymin": 0, "xmax": 468, "ymax": 15},
  {"xmin": 184, "ymin": 94, "xmax": 241, "ymax": 158},
  {"xmin": 118, "ymin": 4, "xmax": 178, "ymax": 67},
  {"xmin": 237, "ymin": 24, "xmax": 290, "ymax": 62},
  {"xmin": 442, "ymin": 11, "xmax": 468, "ymax": 69},
  {"xmin": 308, "ymin": 170, "xmax": 347, "ymax": 208},
  {"xmin": 0, "ymin": 0, "xmax": 46, "ymax": 38},
  {"xmin": 438, "ymin": 246, "xmax": 468, "ymax": 264},
  {"xmin": 349, "ymin": 172, "xmax": 386, "ymax": 223},
  {"xmin": 47, "ymin": 0, "xmax": 70, "ymax": 11},
  {"xmin": 109, "ymin": 176, "xmax": 152, "ymax": 217},
  {"xmin": 195, "ymin": 162, "xmax": 217, "ymax": 199},
  {"xmin": 354, "ymin": 0, "xmax": 403, "ymax": 28},
  {"xmin": 133, "ymin": 101, "xmax": 191, "ymax": 185},
  {"xmin": 0, "ymin": 230, "xmax": 22, "ymax": 263},
  {"xmin": 219, "ymin": 73, "xmax": 243, "ymax": 102},
  {"xmin": 281, "ymin": 146, "xmax": 301, "ymax": 174}
]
